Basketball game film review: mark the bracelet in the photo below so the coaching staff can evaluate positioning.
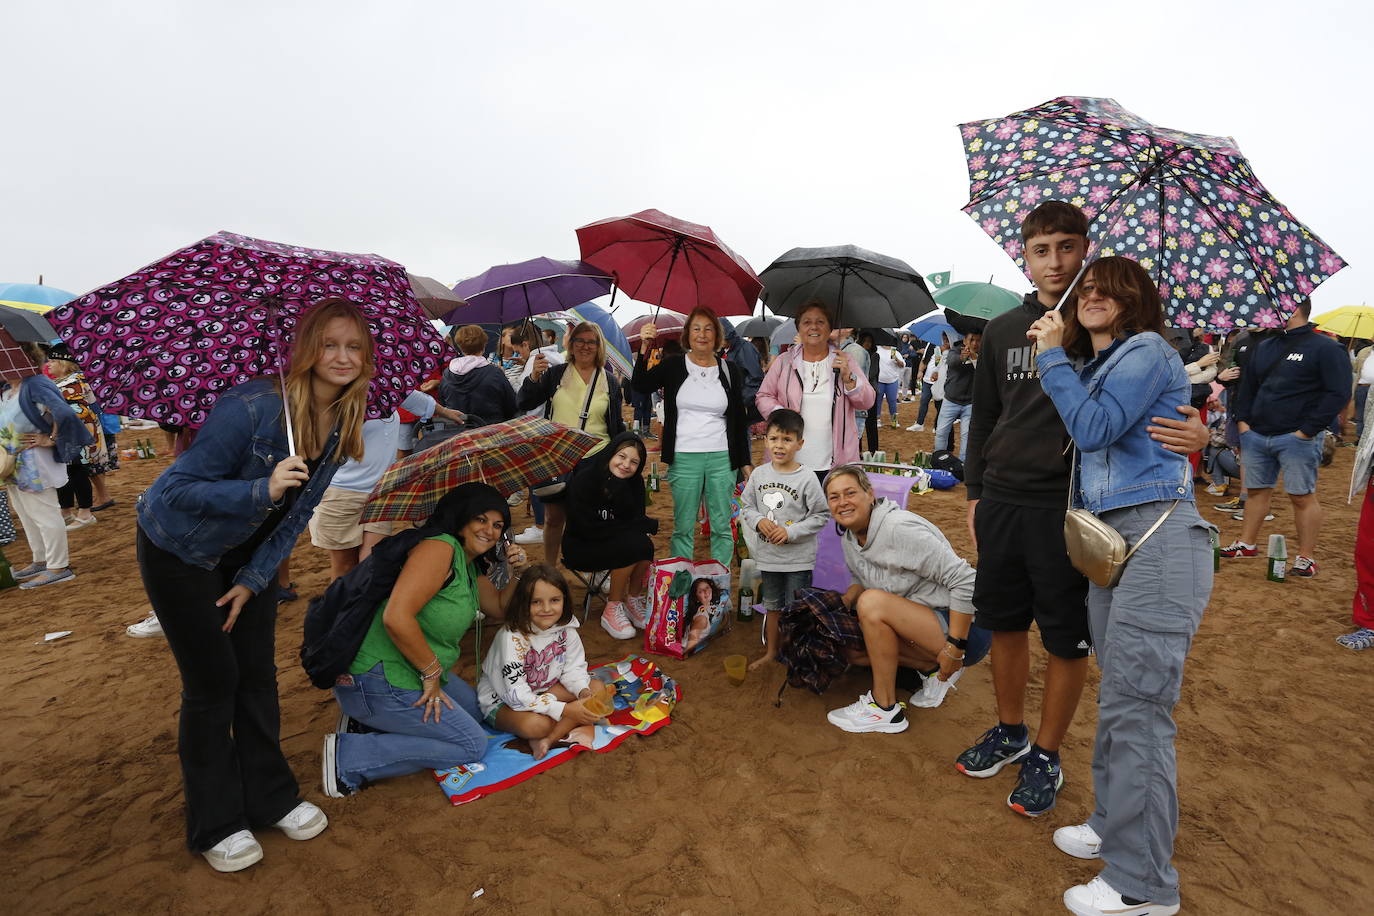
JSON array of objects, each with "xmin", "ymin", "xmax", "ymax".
[{"xmin": 940, "ymin": 645, "xmax": 965, "ymax": 661}]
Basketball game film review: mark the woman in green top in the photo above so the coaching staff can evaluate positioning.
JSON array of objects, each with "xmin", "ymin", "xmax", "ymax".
[{"xmin": 323, "ymin": 483, "xmax": 527, "ymax": 796}]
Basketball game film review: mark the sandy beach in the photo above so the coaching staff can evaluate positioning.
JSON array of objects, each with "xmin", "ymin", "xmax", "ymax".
[{"xmin": 3, "ymin": 407, "xmax": 1372, "ymax": 915}]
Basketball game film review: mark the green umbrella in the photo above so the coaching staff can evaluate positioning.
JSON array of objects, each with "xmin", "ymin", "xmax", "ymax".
[{"xmin": 932, "ymin": 280, "xmax": 1023, "ymax": 320}]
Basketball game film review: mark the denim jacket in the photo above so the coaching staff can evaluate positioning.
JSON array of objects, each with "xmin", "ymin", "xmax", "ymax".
[
  {"xmin": 1035, "ymin": 332, "xmax": 1192, "ymax": 513},
  {"xmin": 137, "ymin": 378, "xmax": 342, "ymax": 593}
]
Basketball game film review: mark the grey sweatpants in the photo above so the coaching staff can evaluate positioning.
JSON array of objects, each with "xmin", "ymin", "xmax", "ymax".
[{"xmin": 1086, "ymin": 500, "xmax": 1213, "ymax": 906}]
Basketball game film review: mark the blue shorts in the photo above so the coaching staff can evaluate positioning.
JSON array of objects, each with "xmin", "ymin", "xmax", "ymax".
[{"xmin": 1240, "ymin": 429, "xmax": 1323, "ymax": 495}]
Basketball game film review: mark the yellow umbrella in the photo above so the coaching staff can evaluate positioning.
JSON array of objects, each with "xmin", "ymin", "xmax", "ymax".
[{"xmin": 1313, "ymin": 305, "xmax": 1374, "ymax": 340}]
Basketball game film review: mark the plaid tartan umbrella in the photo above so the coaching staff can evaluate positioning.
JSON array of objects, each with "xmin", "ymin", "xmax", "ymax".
[
  {"xmin": 360, "ymin": 417, "xmax": 600, "ymax": 524},
  {"xmin": 0, "ymin": 326, "xmax": 38, "ymax": 383}
]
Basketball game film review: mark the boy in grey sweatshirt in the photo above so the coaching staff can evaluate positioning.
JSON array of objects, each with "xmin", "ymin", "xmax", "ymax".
[{"xmin": 739, "ymin": 409, "xmax": 829, "ymax": 669}]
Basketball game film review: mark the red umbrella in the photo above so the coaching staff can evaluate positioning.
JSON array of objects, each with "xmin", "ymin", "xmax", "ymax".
[
  {"xmin": 0, "ymin": 327, "xmax": 37, "ymax": 384},
  {"xmin": 576, "ymin": 208, "xmax": 762, "ymax": 317},
  {"xmin": 622, "ymin": 311, "xmax": 686, "ymax": 348}
]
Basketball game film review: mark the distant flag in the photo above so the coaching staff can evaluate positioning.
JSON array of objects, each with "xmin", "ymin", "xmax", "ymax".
[{"xmin": 927, "ymin": 271, "xmax": 950, "ymax": 289}]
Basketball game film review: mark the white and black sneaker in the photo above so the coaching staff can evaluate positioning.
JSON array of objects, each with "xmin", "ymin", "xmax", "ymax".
[
  {"xmin": 826, "ymin": 691, "xmax": 908, "ymax": 733},
  {"xmin": 1053, "ymin": 823, "xmax": 1102, "ymax": 859},
  {"xmin": 321, "ymin": 734, "xmax": 356, "ymax": 799},
  {"xmin": 1064, "ymin": 876, "xmax": 1178, "ymax": 916}
]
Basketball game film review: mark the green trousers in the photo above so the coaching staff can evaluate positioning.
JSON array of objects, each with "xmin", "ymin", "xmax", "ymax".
[{"xmin": 666, "ymin": 450, "xmax": 735, "ymax": 566}]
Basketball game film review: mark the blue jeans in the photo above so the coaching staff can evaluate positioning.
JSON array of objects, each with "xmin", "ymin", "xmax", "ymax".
[
  {"xmin": 876, "ymin": 381, "xmax": 899, "ymax": 420},
  {"xmin": 332, "ymin": 664, "xmax": 487, "ymax": 790},
  {"xmin": 760, "ymin": 569, "xmax": 813, "ymax": 611},
  {"xmin": 934, "ymin": 399, "xmax": 972, "ymax": 461},
  {"xmin": 916, "ymin": 381, "xmax": 936, "ymax": 424},
  {"xmin": 1239, "ymin": 429, "xmax": 1323, "ymax": 495}
]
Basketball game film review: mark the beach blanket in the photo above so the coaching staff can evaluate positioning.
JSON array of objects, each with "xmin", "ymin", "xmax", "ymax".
[{"xmin": 433, "ymin": 654, "xmax": 680, "ymax": 806}]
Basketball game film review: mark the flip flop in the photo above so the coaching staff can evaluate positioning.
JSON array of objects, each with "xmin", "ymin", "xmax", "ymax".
[{"xmin": 92, "ymin": 500, "xmax": 116, "ymax": 512}]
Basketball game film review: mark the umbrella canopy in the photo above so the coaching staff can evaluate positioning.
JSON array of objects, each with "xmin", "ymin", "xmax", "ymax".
[
  {"xmin": 48, "ymin": 231, "xmax": 446, "ymax": 428},
  {"xmin": 576, "ymin": 209, "xmax": 762, "ymax": 317},
  {"xmin": 450, "ymin": 258, "xmax": 613, "ymax": 326},
  {"xmin": 0, "ymin": 326, "xmax": 39, "ymax": 383},
  {"xmin": 0, "ymin": 303, "xmax": 60, "ymax": 343},
  {"xmin": 769, "ymin": 318, "xmax": 798, "ymax": 350},
  {"xmin": 760, "ymin": 245, "xmax": 938, "ymax": 328},
  {"xmin": 907, "ymin": 314, "xmax": 963, "ymax": 346},
  {"xmin": 1313, "ymin": 305, "xmax": 1374, "ymax": 340},
  {"xmin": 408, "ymin": 274, "xmax": 466, "ymax": 320},
  {"xmin": 567, "ymin": 302, "xmax": 634, "ymax": 377},
  {"xmin": 360, "ymin": 417, "xmax": 600, "ymax": 522},
  {"xmin": 960, "ymin": 96, "xmax": 1347, "ymax": 331},
  {"xmin": 933, "ymin": 280, "xmax": 1024, "ymax": 321},
  {"xmin": 0, "ymin": 282, "xmax": 76, "ymax": 314},
  {"xmin": 856, "ymin": 327, "xmax": 899, "ymax": 347},
  {"xmin": 623, "ymin": 311, "xmax": 686, "ymax": 347},
  {"xmin": 733, "ymin": 314, "xmax": 784, "ymax": 339}
]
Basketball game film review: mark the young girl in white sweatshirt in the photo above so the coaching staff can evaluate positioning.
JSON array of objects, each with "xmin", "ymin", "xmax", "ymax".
[{"xmin": 478, "ymin": 565, "xmax": 602, "ymax": 759}]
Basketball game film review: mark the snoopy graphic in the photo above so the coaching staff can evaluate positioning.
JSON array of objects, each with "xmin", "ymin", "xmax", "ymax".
[{"xmin": 762, "ymin": 490, "xmax": 787, "ymax": 523}]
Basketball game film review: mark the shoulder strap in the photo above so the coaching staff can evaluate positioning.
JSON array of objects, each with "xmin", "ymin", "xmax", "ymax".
[{"xmin": 577, "ymin": 367, "xmax": 602, "ymax": 430}]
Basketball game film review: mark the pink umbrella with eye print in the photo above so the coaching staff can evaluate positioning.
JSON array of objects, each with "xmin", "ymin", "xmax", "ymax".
[
  {"xmin": 47, "ymin": 232, "xmax": 447, "ymax": 440},
  {"xmin": 959, "ymin": 97, "xmax": 1347, "ymax": 330}
]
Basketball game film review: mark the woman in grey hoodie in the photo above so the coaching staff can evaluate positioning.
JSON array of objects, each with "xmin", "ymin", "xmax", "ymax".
[{"xmin": 823, "ymin": 466, "xmax": 992, "ymax": 734}]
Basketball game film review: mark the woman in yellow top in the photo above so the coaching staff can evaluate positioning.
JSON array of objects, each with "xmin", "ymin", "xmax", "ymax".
[
  {"xmin": 517, "ymin": 322, "xmax": 626, "ymax": 565},
  {"xmin": 324, "ymin": 483, "xmax": 527, "ymax": 796}
]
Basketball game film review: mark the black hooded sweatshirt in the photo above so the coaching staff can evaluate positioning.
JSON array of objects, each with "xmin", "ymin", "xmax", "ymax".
[
  {"xmin": 564, "ymin": 432, "xmax": 660, "ymax": 543},
  {"xmin": 964, "ymin": 292, "xmax": 1072, "ymax": 508}
]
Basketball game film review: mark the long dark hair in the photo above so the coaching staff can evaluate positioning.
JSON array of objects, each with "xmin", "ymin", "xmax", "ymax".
[
  {"xmin": 1061, "ymin": 256, "xmax": 1165, "ymax": 358},
  {"xmin": 505, "ymin": 564, "xmax": 574, "ymax": 636},
  {"xmin": 687, "ymin": 577, "xmax": 721, "ymax": 613},
  {"xmin": 596, "ymin": 432, "xmax": 647, "ymax": 501},
  {"xmin": 419, "ymin": 482, "xmax": 511, "ymax": 568}
]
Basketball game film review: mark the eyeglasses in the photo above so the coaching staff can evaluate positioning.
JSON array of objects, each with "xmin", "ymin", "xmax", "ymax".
[{"xmin": 571, "ymin": 338, "xmax": 598, "ymax": 347}]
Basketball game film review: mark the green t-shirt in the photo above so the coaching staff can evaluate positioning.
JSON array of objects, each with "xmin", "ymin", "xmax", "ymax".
[{"xmin": 349, "ymin": 534, "xmax": 479, "ymax": 690}]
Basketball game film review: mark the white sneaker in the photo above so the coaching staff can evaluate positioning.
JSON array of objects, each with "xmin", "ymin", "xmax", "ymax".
[
  {"xmin": 601, "ymin": 601, "xmax": 636, "ymax": 640},
  {"xmin": 1053, "ymin": 823, "xmax": 1102, "ymax": 859},
  {"xmin": 513, "ymin": 526, "xmax": 544, "ymax": 545},
  {"xmin": 1063, "ymin": 876, "xmax": 1178, "ymax": 916},
  {"xmin": 126, "ymin": 613, "xmax": 164, "ymax": 638},
  {"xmin": 201, "ymin": 829, "xmax": 263, "ymax": 873},
  {"xmin": 908, "ymin": 668, "xmax": 963, "ymax": 708},
  {"xmin": 1204, "ymin": 483, "xmax": 1228, "ymax": 497},
  {"xmin": 321, "ymin": 734, "xmax": 356, "ymax": 798},
  {"xmin": 826, "ymin": 691, "xmax": 908, "ymax": 733},
  {"xmin": 906, "ymin": 423, "xmax": 924, "ymax": 432},
  {"xmin": 273, "ymin": 801, "xmax": 328, "ymax": 841},
  {"xmin": 626, "ymin": 594, "xmax": 648, "ymax": 629}
]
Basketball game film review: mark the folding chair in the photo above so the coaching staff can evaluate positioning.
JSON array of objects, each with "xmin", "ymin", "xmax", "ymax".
[{"xmin": 564, "ymin": 566, "xmax": 612, "ymax": 621}]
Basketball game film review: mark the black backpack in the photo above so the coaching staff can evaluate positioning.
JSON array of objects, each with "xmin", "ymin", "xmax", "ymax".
[
  {"xmin": 299, "ymin": 528, "xmax": 427, "ymax": 689},
  {"xmin": 930, "ymin": 449, "xmax": 965, "ymax": 481}
]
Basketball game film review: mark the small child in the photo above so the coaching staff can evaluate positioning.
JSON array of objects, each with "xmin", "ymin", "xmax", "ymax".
[
  {"xmin": 478, "ymin": 565, "xmax": 602, "ymax": 759},
  {"xmin": 739, "ymin": 408, "xmax": 829, "ymax": 669}
]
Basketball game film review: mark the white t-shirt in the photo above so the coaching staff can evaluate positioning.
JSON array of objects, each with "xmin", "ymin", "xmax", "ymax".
[
  {"xmin": 922, "ymin": 348, "xmax": 943, "ymax": 384},
  {"xmin": 877, "ymin": 347, "xmax": 902, "ymax": 384},
  {"xmin": 675, "ymin": 360, "xmax": 729, "ymax": 453},
  {"xmin": 1360, "ymin": 356, "xmax": 1374, "ymax": 386},
  {"xmin": 796, "ymin": 356, "xmax": 835, "ymax": 470}
]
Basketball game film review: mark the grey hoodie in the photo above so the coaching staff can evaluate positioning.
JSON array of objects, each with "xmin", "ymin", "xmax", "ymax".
[
  {"xmin": 840, "ymin": 498, "xmax": 976, "ymax": 615},
  {"xmin": 739, "ymin": 463, "xmax": 829, "ymax": 571}
]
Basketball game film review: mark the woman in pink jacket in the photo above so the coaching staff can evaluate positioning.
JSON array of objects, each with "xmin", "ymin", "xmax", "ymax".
[{"xmin": 756, "ymin": 301, "xmax": 875, "ymax": 481}]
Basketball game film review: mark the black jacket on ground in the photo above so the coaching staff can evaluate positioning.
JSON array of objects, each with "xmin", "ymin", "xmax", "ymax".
[
  {"xmin": 1232, "ymin": 323, "xmax": 1351, "ymax": 437},
  {"xmin": 631, "ymin": 352, "xmax": 751, "ymax": 469},
  {"xmin": 964, "ymin": 292, "xmax": 1072, "ymax": 507},
  {"xmin": 438, "ymin": 361, "xmax": 517, "ymax": 427},
  {"xmin": 517, "ymin": 362, "xmax": 626, "ymax": 439}
]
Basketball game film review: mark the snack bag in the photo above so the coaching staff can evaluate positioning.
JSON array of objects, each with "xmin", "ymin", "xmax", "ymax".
[{"xmin": 644, "ymin": 558, "xmax": 732, "ymax": 660}]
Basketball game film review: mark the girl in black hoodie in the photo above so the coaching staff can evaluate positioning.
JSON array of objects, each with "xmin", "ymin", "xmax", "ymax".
[{"xmin": 563, "ymin": 431, "xmax": 659, "ymax": 639}]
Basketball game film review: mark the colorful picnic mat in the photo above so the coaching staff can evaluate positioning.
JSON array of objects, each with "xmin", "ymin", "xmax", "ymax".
[{"xmin": 433, "ymin": 654, "xmax": 681, "ymax": 806}]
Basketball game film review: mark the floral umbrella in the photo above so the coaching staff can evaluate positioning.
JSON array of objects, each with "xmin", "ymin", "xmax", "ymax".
[
  {"xmin": 48, "ymin": 232, "xmax": 446, "ymax": 428},
  {"xmin": 959, "ymin": 96, "xmax": 1347, "ymax": 331}
]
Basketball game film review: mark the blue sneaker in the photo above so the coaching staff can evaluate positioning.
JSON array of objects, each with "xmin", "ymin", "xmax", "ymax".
[
  {"xmin": 955, "ymin": 724, "xmax": 1030, "ymax": 778},
  {"xmin": 1008, "ymin": 748, "xmax": 1065, "ymax": 817}
]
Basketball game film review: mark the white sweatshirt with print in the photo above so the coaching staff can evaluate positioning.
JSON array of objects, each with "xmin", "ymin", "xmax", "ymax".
[{"xmin": 477, "ymin": 618, "xmax": 592, "ymax": 721}]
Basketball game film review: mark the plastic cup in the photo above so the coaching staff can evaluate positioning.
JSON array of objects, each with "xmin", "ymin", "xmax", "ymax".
[{"xmin": 724, "ymin": 654, "xmax": 747, "ymax": 686}]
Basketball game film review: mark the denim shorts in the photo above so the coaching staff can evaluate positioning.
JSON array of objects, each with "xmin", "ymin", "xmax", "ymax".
[
  {"xmin": 1240, "ymin": 429, "xmax": 1323, "ymax": 494},
  {"xmin": 759, "ymin": 569, "xmax": 813, "ymax": 611},
  {"xmin": 933, "ymin": 607, "xmax": 992, "ymax": 667}
]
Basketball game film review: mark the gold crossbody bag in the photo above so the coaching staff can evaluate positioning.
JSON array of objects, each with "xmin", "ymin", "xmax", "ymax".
[{"xmin": 1062, "ymin": 447, "xmax": 1180, "ymax": 588}]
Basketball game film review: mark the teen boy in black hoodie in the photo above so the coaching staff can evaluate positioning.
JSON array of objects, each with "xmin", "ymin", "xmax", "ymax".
[{"xmin": 958, "ymin": 201, "xmax": 1208, "ymax": 820}]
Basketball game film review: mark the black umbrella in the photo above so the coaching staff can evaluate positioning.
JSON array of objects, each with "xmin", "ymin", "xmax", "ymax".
[
  {"xmin": 0, "ymin": 303, "xmax": 59, "ymax": 343},
  {"xmin": 945, "ymin": 311, "xmax": 988, "ymax": 337},
  {"xmin": 760, "ymin": 245, "xmax": 937, "ymax": 328},
  {"xmin": 734, "ymin": 315, "xmax": 784, "ymax": 338},
  {"xmin": 857, "ymin": 327, "xmax": 899, "ymax": 347}
]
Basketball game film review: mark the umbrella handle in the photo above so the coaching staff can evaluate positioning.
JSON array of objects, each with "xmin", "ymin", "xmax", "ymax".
[
  {"xmin": 265, "ymin": 298, "xmax": 297, "ymax": 456},
  {"xmin": 1052, "ymin": 262, "xmax": 1090, "ymax": 313}
]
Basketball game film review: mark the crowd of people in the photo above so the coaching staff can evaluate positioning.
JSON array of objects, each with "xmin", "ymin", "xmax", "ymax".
[{"xmin": 5, "ymin": 199, "xmax": 1368, "ymax": 916}]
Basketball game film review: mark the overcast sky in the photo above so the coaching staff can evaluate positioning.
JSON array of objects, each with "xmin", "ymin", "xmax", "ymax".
[{"xmin": 3, "ymin": 1, "xmax": 1368, "ymax": 320}]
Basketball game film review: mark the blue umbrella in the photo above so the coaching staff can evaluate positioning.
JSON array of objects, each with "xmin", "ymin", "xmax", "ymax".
[
  {"xmin": 567, "ymin": 301, "xmax": 634, "ymax": 377},
  {"xmin": 0, "ymin": 282, "xmax": 76, "ymax": 313},
  {"xmin": 907, "ymin": 314, "xmax": 962, "ymax": 346}
]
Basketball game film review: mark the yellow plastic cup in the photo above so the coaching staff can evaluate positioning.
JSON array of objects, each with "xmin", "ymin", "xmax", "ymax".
[{"xmin": 724, "ymin": 654, "xmax": 747, "ymax": 686}]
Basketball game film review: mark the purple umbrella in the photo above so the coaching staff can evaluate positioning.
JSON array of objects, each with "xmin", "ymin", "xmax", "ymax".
[
  {"xmin": 449, "ymin": 257, "xmax": 613, "ymax": 325},
  {"xmin": 48, "ymin": 231, "xmax": 447, "ymax": 430}
]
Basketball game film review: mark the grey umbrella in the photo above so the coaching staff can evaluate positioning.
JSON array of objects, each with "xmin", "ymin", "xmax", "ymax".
[
  {"xmin": 734, "ymin": 314, "xmax": 784, "ymax": 338},
  {"xmin": 760, "ymin": 245, "xmax": 937, "ymax": 328},
  {"xmin": 408, "ymin": 274, "xmax": 466, "ymax": 320},
  {"xmin": 0, "ymin": 304, "xmax": 59, "ymax": 343}
]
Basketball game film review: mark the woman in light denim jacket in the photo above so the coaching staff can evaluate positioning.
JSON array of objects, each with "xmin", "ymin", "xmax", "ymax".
[
  {"xmin": 135, "ymin": 299, "xmax": 374, "ymax": 873},
  {"xmin": 1028, "ymin": 257, "xmax": 1213, "ymax": 916}
]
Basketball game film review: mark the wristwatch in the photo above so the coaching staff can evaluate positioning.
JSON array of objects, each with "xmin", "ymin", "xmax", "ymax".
[{"xmin": 946, "ymin": 635, "xmax": 968, "ymax": 651}]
